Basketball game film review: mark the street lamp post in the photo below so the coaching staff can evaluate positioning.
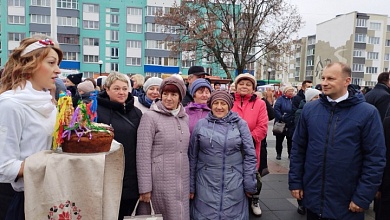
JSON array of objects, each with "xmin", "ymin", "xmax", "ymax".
[
  {"xmin": 98, "ymin": 60, "xmax": 103, "ymax": 76},
  {"xmin": 267, "ymin": 67, "xmax": 272, "ymax": 85}
]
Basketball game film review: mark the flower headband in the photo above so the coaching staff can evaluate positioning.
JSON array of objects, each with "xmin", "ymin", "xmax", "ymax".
[{"xmin": 20, "ymin": 39, "xmax": 55, "ymax": 56}]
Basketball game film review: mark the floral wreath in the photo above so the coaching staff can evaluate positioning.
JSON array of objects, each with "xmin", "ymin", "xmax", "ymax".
[{"xmin": 48, "ymin": 200, "xmax": 82, "ymax": 220}]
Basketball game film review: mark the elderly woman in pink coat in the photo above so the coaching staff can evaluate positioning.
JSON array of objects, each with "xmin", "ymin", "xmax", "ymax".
[{"xmin": 136, "ymin": 76, "xmax": 190, "ymax": 220}]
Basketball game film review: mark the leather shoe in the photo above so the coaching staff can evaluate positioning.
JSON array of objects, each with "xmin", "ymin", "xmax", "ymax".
[
  {"xmin": 276, "ymin": 154, "xmax": 281, "ymax": 160},
  {"xmin": 297, "ymin": 205, "xmax": 306, "ymax": 215}
]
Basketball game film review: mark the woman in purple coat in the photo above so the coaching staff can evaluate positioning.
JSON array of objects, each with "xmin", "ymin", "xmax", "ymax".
[
  {"xmin": 189, "ymin": 90, "xmax": 257, "ymax": 220},
  {"xmin": 137, "ymin": 76, "xmax": 190, "ymax": 220},
  {"xmin": 185, "ymin": 78, "xmax": 212, "ymax": 134}
]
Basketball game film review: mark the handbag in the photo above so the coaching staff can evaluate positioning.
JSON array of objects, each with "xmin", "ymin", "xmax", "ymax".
[
  {"xmin": 124, "ymin": 199, "xmax": 163, "ymax": 219},
  {"xmin": 272, "ymin": 121, "xmax": 286, "ymax": 134}
]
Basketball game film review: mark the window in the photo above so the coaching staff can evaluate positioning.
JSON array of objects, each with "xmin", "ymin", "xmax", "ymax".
[
  {"xmin": 182, "ymin": 60, "xmax": 195, "ymax": 68},
  {"xmin": 110, "ymin": 14, "xmax": 119, "ymax": 26},
  {"xmin": 30, "ymin": 31, "xmax": 50, "ymax": 36},
  {"xmin": 369, "ymin": 22, "xmax": 381, "ymax": 30},
  {"xmin": 353, "ymin": 50, "xmax": 365, "ymax": 57},
  {"xmin": 57, "ymin": 34, "xmax": 79, "ymax": 44},
  {"xmin": 306, "ymin": 70, "xmax": 313, "ymax": 76},
  {"xmin": 58, "ymin": 16, "xmax": 78, "ymax": 27},
  {"xmin": 146, "ymin": 56, "xmax": 163, "ymax": 65},
  {"xmin": 126, "ymin": 57, "xmax": 141, "ymax": 66},
  {"xmin": 388, "ymin": 25, "xmax": 390, "ymax": 32},
  {"xmin": 385, "ymin": 53, "xmax": 389, "ymax": 61},
  {"xmin": 147, "ymin": 6, "xmax": 162, "ymax": 16},
  {"xmin": 386, "ymin": 40, "xmax": 390, "ymax": 47},
  {"xmin": 146, "ymin": 40, "xmax": 165, "ymax": 49},
  {"xmin": 63, "ymin": 52, "xmax": 78, "ymax": 60},
  {"xmin": 126, "ymin": 24, "xmax": 142, "ymax": 33},
  {"xmin": 368, "ymin": 37, "xmax": 380, "ymax": 44},
  {"xmin": 164, "ymin": 57, "xmax": 178, "ymax": 66},
  {"xmin": 352, "ymin": 63, "xmax": 364, "ymax": 72},
  {"xmin": 110, "ymin": 8, "xmax": 119, "ymax": 13},
  {"xmin": 8, "ymin": 0, "xmax": 25, "ymax": 6},
  {"xmin": 8, "ymin": 33, "xmax": 26, "ymax": 41},
  {"xmin": 127, "ymin": 40, "xmax": 141, "ymax": 48},
  {"xmin": 83, "ymin": 72, "xmax": 94, "ymax": 78},
  {"xmin": 366, "ymin": 67, "xmax": 378, "ymax": 74},
  {"xmin": 31, "ymin": 14, "xmax": 51, "ymax": 24},
  {"xmin": 306, "ymin": 59, "xmax": 314, "ymax": 66},
  {"xmin": 367, "ymin": 52, "xmax": 379, "ymax": 60},
  {"xmin": 111, "ymin": 63, "xmax": 119, "ymax": 71},
  {"xmin": 111, "ymin": 30, "xmax": 119, "ymax": 41},
  {"xmin": 31, "ymin": 0, "xmax": 50, "ymax": 6},
  {"xmin": 355, "ymin": 34, "xmax": 366, "ymax": 43},
  {"xmin": 307, "ymin": 48, "xmax": 314, "ymax": 55},
  {"xmin": 57, "ymin": 0, "xmax": 77, "ymax": 9},
  {"xmin": 356, "ymin": 18, "xmax": 366, "ymax": 27},
  {"xmin": 127, "ymin": 7, "xmax": 142, "ymax": 16},
  {"xmin": 83, "ymin": 55, "xmax": 99, "ymax": 63},
  {"xmin": 351, "ymin": 78, "xmax": 362, "ymax": 86},
  {"xmin": 83, "ymin": 20, "xmax": 99, "ymax": 29},
  {"xmin": 111, "ymin": 47, "xmax": 119, "ymax": 58},
  {"xmin": 83, "ymin": 4, "xmax": 99, "ymax": 13},
  {"xmin": 83, "ymin": 38, "xmax": 99, "ymax": 46},
  {"xmin": 8, "ymin": 15, "xmax": 25, "ymax": 24}
]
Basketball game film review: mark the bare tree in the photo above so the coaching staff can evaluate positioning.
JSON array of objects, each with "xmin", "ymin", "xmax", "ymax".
[{"xmin": 155, "ymin": 0, "xmax": 302, "ymax": 79}]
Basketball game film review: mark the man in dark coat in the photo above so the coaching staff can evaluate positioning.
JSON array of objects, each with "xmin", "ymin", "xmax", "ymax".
[
  {"xmin": 182, "ymin": 66, "xmax": 209, "ymax": 106},
  {"xmin": 292, "ymin": 80, "xmax": 312, "ymax": 112},
  {"xmin": 365, "ymin": 72, "xmax": 390, "ymax": 121},
  {"xmin": 289, "ymin": 62, "xmax": 386, "ymax": 220}
]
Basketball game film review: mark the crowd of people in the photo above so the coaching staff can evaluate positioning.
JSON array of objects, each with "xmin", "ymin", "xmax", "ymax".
[{"xmin": 0, "ymin": 37, "xmax": 389, "ymax": 220}]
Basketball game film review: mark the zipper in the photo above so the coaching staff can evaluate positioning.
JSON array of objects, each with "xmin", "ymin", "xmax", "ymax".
[
  {"xmin": 177, "ymin": 118, "xmax": 183, "ymax": 219},
  {"xmin": 320, "ymin": 106, "xmax": 335, "ymax": 215},
  {"xmin": 219, "ymin": 126, "xmax": 229, "ymax": 220}
]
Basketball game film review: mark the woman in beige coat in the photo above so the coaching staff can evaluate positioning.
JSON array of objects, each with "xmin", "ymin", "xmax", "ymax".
[{"xmin": 137, "ymin": 76, "xmax": 190, "ymax": 220}]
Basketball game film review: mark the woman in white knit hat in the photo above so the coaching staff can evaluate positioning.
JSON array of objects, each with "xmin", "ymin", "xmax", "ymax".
[{"xmin": 134, "ymin": 77, "xmax": 163, "ymax": 113}]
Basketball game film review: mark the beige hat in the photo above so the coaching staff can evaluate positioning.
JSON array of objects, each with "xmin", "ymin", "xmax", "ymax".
[
  {"xmin": 283, "ymin": 86, "xmax": 295, "ymax": 93},
  {"xmin": 234, "ymin": 73, "xmax": 256, "ymax": 89}
]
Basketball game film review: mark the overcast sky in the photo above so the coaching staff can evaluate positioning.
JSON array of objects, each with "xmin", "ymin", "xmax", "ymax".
[{"xmin": 288, "ymin": 0, "xmax": 390, "ymax": 37}]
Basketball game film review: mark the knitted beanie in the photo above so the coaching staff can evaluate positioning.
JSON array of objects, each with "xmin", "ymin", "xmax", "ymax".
[
  {"xmin": 283, "ymin": 86, "xmax": 295, "ymax": 93},
  {"xmin": 234, "ymin": 73, "xmax": 256, "ymax": 89},
  {"xmin": 143, "ymin": 77, "xmax": 163, "ymax": 92},
  {"xmin": 77, "ymin": 80, "xmax": 95, "ymax": 93},
  {"xmin": 207, "ymin": 90, "xmax": 234, "ymax": 110},
  {"xmin": 190, "ymin": 78, "xmax": 213, "ymax": 97},
  {"xmin": 160, "ymin": 76, "xmax": 186, "ymax": 101},
  {"xmin": 67, "ymin": 73, "xmax": 83, "ymax": 85},
  {"xmin": 305, "ymin": 88, "xmax": 321, "ymax": 102}
]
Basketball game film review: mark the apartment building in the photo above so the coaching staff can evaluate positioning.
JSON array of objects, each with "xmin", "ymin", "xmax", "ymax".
[{"xmin": 0, "ymin": 0, "xmax": 238, "ymax": 78}]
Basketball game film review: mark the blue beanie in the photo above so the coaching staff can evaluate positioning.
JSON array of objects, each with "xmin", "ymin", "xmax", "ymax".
[{"xmin": 190, "ymin": 78, "xmax": 212, "ymax": 97}]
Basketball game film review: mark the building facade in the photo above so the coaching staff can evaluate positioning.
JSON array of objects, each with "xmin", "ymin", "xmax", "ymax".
[{"xmin": 0, "ymin": 0, "xmax": 239, "ymax": 78}]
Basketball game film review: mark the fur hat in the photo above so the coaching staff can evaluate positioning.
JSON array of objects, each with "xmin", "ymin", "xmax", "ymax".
[
  {"xmin": 190, "ymin": 78, "xmax": 212, "ymax": 97},
  {"xmin": 188, "ymin": 66, "xmax": 209, "ymax": 76},
  {"xmin": 77, "ymin": 80, "xmax": 95, "ymax": 94},
  {"xmin": 234, "ymin": 73, "xmax": 256, "ymax": 90},
  {"xmin": 160, "ymin": 76, "xmax": 186, "ymax": 101},
  {"xmin": 305, "ymin": 88, "xmax": 321, "ymax": 102},
  {"xmin": 67, "ymin": 73, "xmax": 83, "ymax": 85},
  {"xmin": 143, "ymin": 77, "xmax": 163, "ymax": 92},
  {"xmin": 283, "ymin": 86, "xmax": 295, "ymax": 93},
  {"xmin": 207, "ymin": 90, "xmax": 234, "ymax": 110}
]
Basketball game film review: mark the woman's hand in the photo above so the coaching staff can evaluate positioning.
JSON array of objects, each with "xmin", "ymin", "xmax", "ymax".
[
  {"xmin": 140, "ymin": 192, "xmax": 151, "ymax": 202},
  {"xmin": 245, "ymin": 192, "xmax": 252, "ymax": 198},
  {"xmin": 190, "ymin": 193, "xmax": 194, "ymax": 199}
]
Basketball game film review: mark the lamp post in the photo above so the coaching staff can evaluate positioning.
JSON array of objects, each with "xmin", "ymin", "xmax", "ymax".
[
  {"xmin": 267, "ymin": 67, "xmax": 272, "ymax": 85},
  {"xmin": 98, "ymin": 60, "xmax": 103, "ymax": 76}
]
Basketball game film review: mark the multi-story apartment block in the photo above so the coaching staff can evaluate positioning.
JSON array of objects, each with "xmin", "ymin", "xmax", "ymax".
[
  {"xmin": 315, "ymin": 11, "xmax": 390, "ymax": 86},
  {"xmin": 0, "ymin": 0, "xmax": 237, "ymax": 78}
]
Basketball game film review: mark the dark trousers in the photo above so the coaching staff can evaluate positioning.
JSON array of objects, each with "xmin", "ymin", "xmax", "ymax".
[
  {"xmin": 5, "ymin": 191, "xmax": 24, "ymax": 220},
  {"xmin": 0, "ymin": 183, "xmax": 15, "ymax": 220},
  {"xmin": 307, "ymin": 209, "xmax": 335, "ymax": 220},
  {"xmin": 118, "ymin": 198, "xmax": 138, "ymax": 220},
  {"xmin": 275, "ymin": 134, "xmax": 292, "ymax": 156},
  {"xmin": 259, "ymin": 138, "xmax": 269, "ymax": 176}
]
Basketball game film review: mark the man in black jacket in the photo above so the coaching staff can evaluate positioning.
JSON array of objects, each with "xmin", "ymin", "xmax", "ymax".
[
  {"xmin": 292, "ymin": 80, "xmax": 312, "ymax": 112},
  {"xmin": 365, "ymin": 72, "xmax": 390, "ymax": 121}
]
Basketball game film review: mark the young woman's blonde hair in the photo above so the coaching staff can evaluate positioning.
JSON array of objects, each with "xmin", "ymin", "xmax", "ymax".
[
  {"xmin": 105, "ymin": 71, "xmax": 132, "ymax": 91},
  {"xmin": 0, "ymin": 37, "xmax": 63, "ymax": 94}
]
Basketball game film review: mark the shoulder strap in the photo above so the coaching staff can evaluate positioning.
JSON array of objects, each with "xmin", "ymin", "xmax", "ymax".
[{"xmin": 115, "ymin": 111, "xmax": 137, "ymax": 130}]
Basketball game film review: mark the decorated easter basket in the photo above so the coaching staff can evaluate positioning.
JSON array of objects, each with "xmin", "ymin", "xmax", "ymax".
[{"xmin": 53, "ymin": 91, "xmax": 114, "ymax": 153}]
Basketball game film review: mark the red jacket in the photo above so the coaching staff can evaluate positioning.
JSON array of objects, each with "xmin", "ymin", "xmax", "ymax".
[{"xmin": 232, "ymin": 93, "xmax": 268, "ymax": 169}]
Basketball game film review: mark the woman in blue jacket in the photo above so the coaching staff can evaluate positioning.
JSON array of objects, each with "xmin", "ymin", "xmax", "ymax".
[
  {"xmin": 189, "ymin": 90, "xmax": 257, "ymax": 220},
  {"xmin": 273, "ymin": 86, "xmax": 295, "ymax": 160}
]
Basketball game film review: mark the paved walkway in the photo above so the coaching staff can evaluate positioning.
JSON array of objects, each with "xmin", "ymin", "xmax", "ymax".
[{"xmin": 249, "ymin": 121, "xmax": 375, "ymax": 219}]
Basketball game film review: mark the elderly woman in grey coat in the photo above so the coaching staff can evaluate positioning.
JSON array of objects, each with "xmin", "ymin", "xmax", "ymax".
[
  {"xmin": 189, "ymin": 90, "xmax": 257, "ymax": 220},
  {"xmin": 137, "ymin": 76, "xmax": 190, "ymax": 220}
]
